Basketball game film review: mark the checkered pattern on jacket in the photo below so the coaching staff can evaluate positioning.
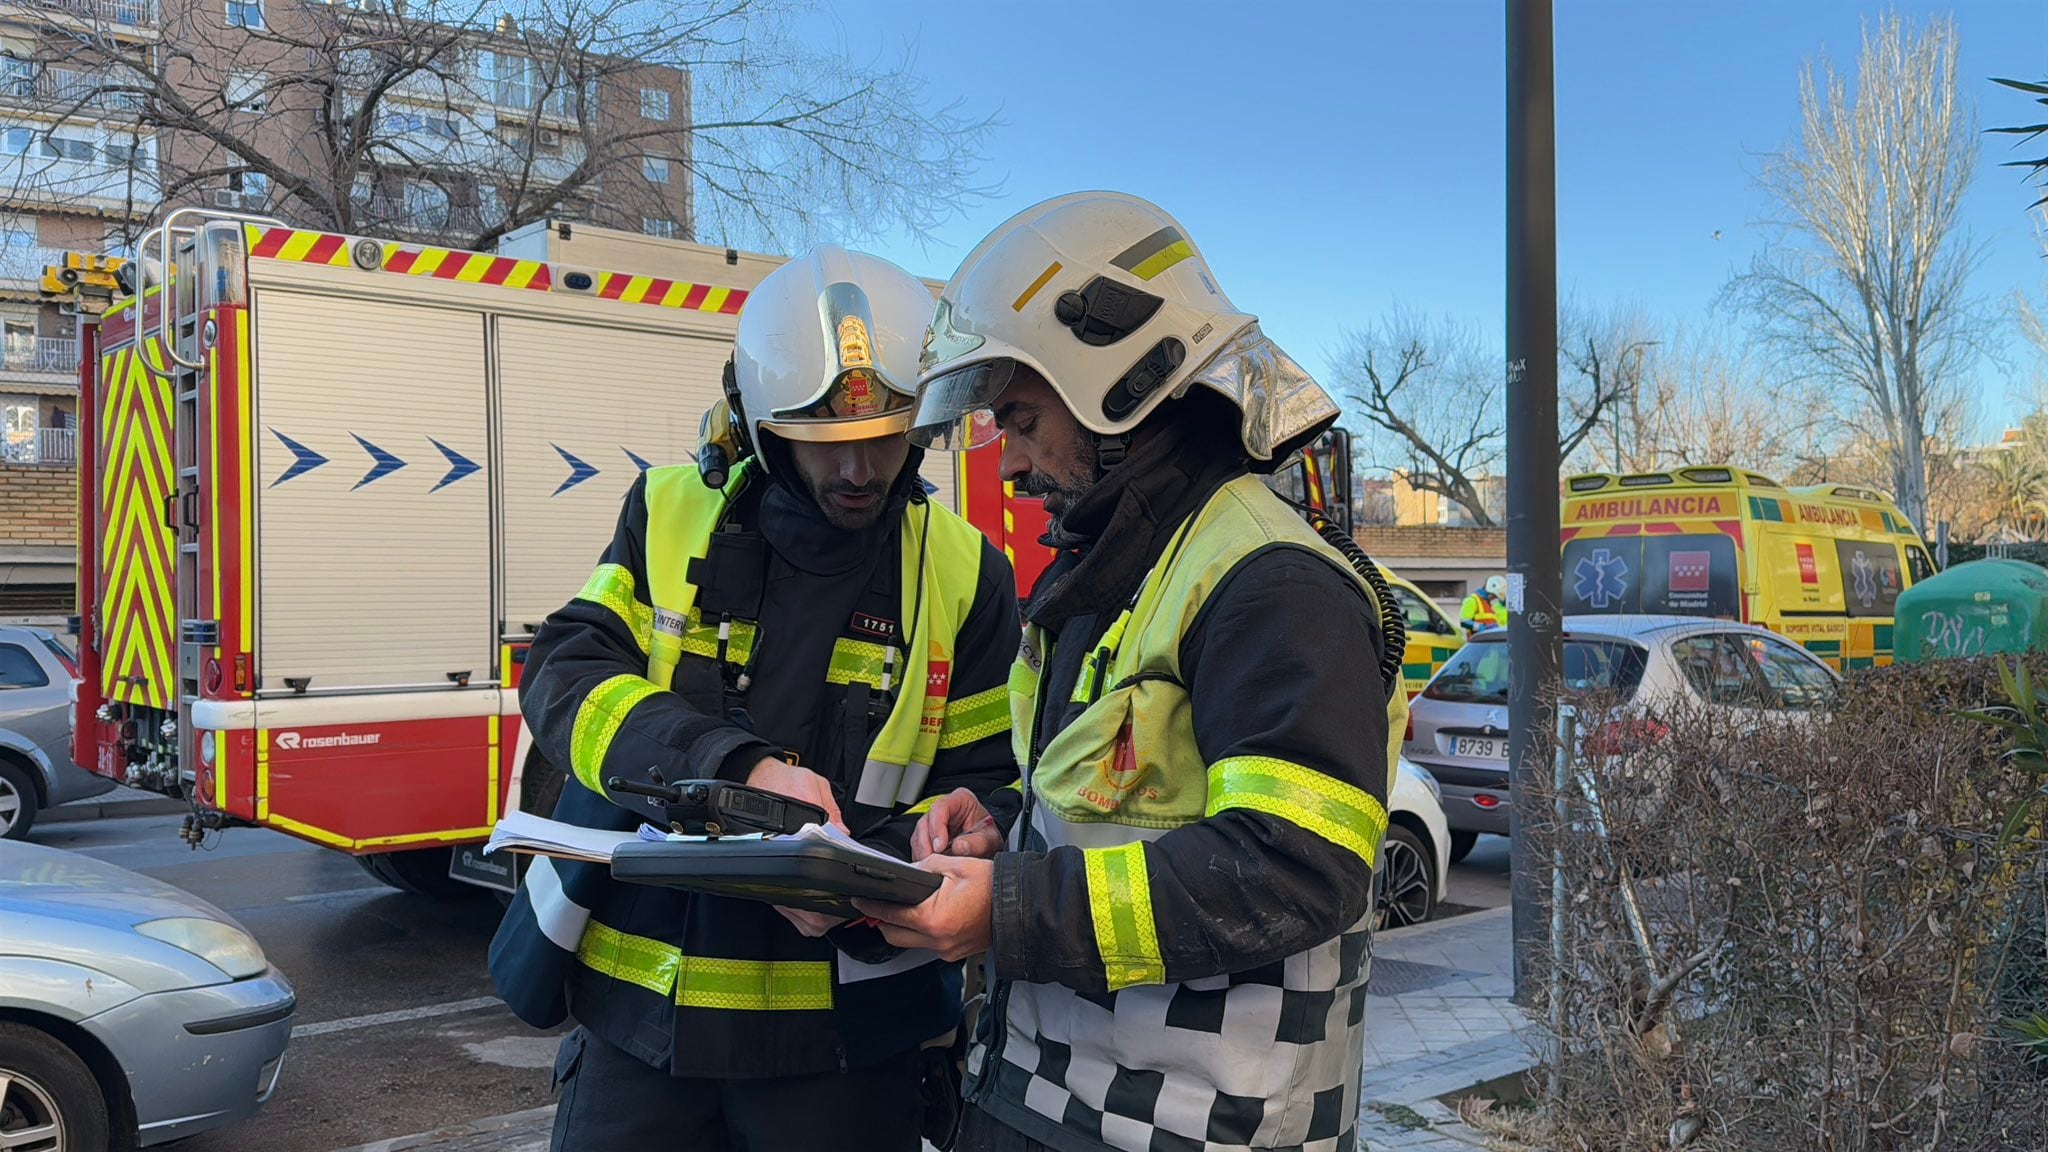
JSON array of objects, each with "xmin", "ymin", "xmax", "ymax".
[{"xmin": 978, "ymin": 922, "xmax": 1372, "ymax": 1152}]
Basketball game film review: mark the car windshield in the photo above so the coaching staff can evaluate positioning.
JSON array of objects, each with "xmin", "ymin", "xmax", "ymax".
[{"xmin": 1423, "ymin": 637, "xmax": 1650, "ymax": 705}]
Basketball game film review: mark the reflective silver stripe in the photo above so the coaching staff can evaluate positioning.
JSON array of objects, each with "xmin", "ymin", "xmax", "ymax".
[
  {"xmin": 855, "ymin": 759, "xmax": 906, "ymax": 807},
  {"xmin": 525, "ymin": 855, "xmax": 591, "ymax": 952},
  {"xmin": 892, "ymin": 760, "xmax": 933, "ymax": 806}
]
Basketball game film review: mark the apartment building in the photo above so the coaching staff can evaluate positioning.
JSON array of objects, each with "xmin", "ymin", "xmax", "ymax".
[{"xmin": 0, "ymin": 0, "xmax": 691, "ymax": 614}]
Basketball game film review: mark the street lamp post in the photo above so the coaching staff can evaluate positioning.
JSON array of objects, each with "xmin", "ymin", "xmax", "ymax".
[{"xmin": 1505, "ymin": 0, "xmax": 1561, "ymax": 1008}]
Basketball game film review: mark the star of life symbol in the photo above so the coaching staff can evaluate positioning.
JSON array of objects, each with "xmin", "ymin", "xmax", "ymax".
[
  {"xmin": 1574, "ymin": 547, "xmax": 1630, "ymax": 610},
  {"xmin": 1852, "ymin": 551, "xmax": 1878, "ymax": 607}
]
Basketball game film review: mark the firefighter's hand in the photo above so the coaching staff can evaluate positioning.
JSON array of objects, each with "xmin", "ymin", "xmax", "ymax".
[
  {"xmin": 852, "ymin": 855, "xmax": 993, "ymax": 962},
  {"xmin": 911, "ymin": 788, "xmax": 1003, "ymax": 861},
  {"xmin": 746, "ymin": 758, "xmax": 846, "ymax": 831},
  {"xmin": 774, "ymin": 907, "xmax": 848, "ymax": 937}
]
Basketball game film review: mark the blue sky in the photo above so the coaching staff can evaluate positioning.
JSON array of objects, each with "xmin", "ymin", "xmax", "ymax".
[{"xmin": 792, "ymin": 0, "xmax": 2048, "ymax": 438}]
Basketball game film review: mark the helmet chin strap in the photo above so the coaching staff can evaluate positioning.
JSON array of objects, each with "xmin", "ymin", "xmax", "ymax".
[{"xmin": 1092, "ymin": 432, "xmax": 1132, "ymax": 473}]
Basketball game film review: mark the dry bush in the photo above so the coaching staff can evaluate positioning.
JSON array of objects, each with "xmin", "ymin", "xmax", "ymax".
[{"xmin": 1529, "ymin": 657, "xmax": 2048, "ymax": 1151}]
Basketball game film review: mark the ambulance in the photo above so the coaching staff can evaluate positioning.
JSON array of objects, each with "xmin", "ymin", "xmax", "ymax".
[{"xmin": 1561, "ymin": 466, "xmax": 1936, "ymax": 669}]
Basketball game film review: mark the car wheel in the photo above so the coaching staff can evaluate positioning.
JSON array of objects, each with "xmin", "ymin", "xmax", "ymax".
[
  {"xmin": 0, "ymin": 1022, "xmax": 110, "ymax": 1152},
  {"xmin": 1447, "ymin": 830, "xmax": 1479, "ymax": 866},
  {"xmin": 0, "ymin": 758, "xmax": 39, "ymax": 842},
  {"xmin": 355, "ymin": 848, "xmax": 489, "ymax": 901},
  {"xmin": 1374, "ymin": 825, "xmax": 1438, "ymax": 930}
]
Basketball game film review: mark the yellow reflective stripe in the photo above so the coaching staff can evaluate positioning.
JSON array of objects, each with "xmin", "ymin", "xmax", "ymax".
[
  {"xmin": 939, "ymin": 684, "xmax": 1011, "ymax": 749},
  {"xmin": 577, "ymin": 920, "xmax": 679, "ymax": 996},
  {"xmin": 569, "ymin": 675, "xmax": 661, "ymax": 795},
  {"xmin": 677, "ymin": 956, "xmax": 833, "ymax": 1011},
  {"xmin": 575, "ymin": 924, "xmax": 832, "ymax": 1011},
  {"xmin": 1206, "ymin": 756, "xmax": 1389, "ymax": 867},
  {"xmin": 905, "ymin": 792, "xmax": 941, "ymax": 816},
  {"xmin": 574, "ymin": 563, "xmax": 653, "ymax": 654},
  {"xmin": 1130, "ymin": 239, "xmax": 1195, "ymax": 281},
  {"xmin": 826, "ymin": 638, "xmax": 893, "ymax": 687},
  {"xmin": 678, "ymin": 613, "xmax": 758, "ymax": 665},
  {"xmin": 1083, "ymin": 841, "xmax": 1165, "ymax": 990}
]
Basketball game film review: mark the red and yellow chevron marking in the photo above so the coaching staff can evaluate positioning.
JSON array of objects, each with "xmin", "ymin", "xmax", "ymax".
[
  {"xmin": 97, "ymin": 338, "xmax": 176, "ymax": 710},
  {"xmin": 246, "ymin": 226, "xmax": 552, "ymax": 291},
  {"xmin": 593, "ymin": 271, "xmax": 747, "ymax": 314}
]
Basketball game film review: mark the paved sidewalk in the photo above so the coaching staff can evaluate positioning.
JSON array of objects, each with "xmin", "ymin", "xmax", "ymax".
[
  {"xmin": 45, "ymin": 782, "xmax": 187, "ymax": 823},
  {"xmin": 330, "ymin": 908, "xmax": 1536, "ymax": 1152}
]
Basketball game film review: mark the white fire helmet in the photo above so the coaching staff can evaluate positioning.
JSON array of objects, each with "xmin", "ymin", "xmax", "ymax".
[
  {"xmin": 728, "ymin": 244, "xmax": 936, "ymax": 467},
  {"xmin": 909, "ymin": 191, "xmax": 1339, "ymax": 471},
  {"xmin": 1485, "ymin": 575, "xmax": 1508, "ymax": 599}
]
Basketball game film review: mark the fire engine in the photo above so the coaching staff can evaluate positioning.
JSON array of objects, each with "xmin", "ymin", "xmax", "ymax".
[{"xmin": 58, "ymin": 210, "xmax": 1345, "ymax": 897}]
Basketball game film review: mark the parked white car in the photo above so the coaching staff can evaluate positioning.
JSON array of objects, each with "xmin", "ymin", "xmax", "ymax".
[
  {"xmin": 1403, "ymin": 614, "xmax": 1840, "ymax": 857},
  {"xmin": 1379, "ymin": 757, "xmax": 1452, "ymax": 929}
]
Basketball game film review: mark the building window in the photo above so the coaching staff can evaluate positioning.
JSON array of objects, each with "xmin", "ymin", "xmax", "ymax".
[
  {"xmin": 642, "ymin": 217, "xmax": 676, "ymax": 239},
  {"xmin": 45, "ymin": 134, "xmax": 95, "ymax": 164},
  {"xmin": 642, "ymin": 156, "xmax": 669, "ymax": 184},
  {"xmin": 401, "ymin": 180, "xmax": 450, "ymax": 230},
  {"xmin": 1, "ymin": 394, "xmax": 36, "ymax": 464},
  {"xmin": 1, "ymin": 127, "xmax": 30, "ymax": 156},
  {"xmin": 230, "ymin": 169, "xmax": 269, "ymax": 207},
  {"xmin": 382, "ymin": 110, "xmax": 461, "ymax": 140},
  {"xmin": 226, "ymin": 0, "xmax": 264, "ymax": 29},
  {"xmin": 640, "ymin": 87, "xmax": 669, "ymax": 121},
  {"xmin": 227, "ymin": 70, "xmax": 268, "ymax": 113}
]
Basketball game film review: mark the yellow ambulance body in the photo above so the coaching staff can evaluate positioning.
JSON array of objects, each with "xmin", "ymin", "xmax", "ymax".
[
  {"xmin": 1378, "ymin": 565, "xmax": 1466, "ymax": 696},
  {"xmin": 1561, "ymin": 466, "xmax": 1935, "ymax": 670}
]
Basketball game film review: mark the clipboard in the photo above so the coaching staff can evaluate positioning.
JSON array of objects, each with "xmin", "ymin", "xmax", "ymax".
[{"xmin": 609, "ymin": 836, "xmax": 941, "ymax": 917}]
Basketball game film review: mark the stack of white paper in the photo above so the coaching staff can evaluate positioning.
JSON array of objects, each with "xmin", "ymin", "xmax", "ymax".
[{"xmin": 484, "ymin": 810, "xmax": 644, "ymax": 863}]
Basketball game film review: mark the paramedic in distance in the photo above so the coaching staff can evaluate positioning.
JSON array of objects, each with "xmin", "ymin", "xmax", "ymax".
[
  {"xmin": 489, "ymin": 247, "xmax": 1020, "ymax": 1151},
  {"xmin": 863, "ymin": 192, "xmax": 1408, "ymax": 1152}
]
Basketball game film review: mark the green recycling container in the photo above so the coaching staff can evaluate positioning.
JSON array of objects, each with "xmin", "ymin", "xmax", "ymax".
[{"xmin": 1894, "ymin": 558, "xmax": 2048, "ymax": 663}]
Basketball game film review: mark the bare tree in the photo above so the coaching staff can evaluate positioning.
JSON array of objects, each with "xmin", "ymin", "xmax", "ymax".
[
  {"xmin": 1333, "ymin": 308, "xmax": 1498, "ymax": 525},
  {"xmin": 1332, "ymin": 303, "xmax": 1628, "ymax": 528},
  {"xmin": 1569, "ymin": 322, "xmax": 1830, "ymax": 478},
  {"xmin": 1727, "ymin": 13, "xmax": 1988, "ymax": 534},
  {"xmin": 8, "ymin": 0, "xmax": 990, "ymax": 252}
]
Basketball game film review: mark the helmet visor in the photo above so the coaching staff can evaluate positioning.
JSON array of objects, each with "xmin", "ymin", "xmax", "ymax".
[
  {"xmin": 908, "ymin": 359, "xmax": 1013, "ymax": 451},
  {"xmin": 762, "ymin": 367, "xmax": 916, "ymax": 443}
]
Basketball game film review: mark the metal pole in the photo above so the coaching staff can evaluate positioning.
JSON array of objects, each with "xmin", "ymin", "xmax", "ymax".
[
  {"xmin": 1506, "ymin": 0, "xmax": 1561, "ymax": 1008},
  {"xmin": 1547, "ymin": 701, "xmax": 1575, "ymax": 1104}
]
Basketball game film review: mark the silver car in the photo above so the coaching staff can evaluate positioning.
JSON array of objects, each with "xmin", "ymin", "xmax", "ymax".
[
  {"xmin": 1, "ymin": 625, "xmax": 115, "ymax": 839},
  {"xmin": 1403, "ymin": 614, "xmax": 1840, "ymax": 860},
  {"xmin": 0, "ymin": 838, "xmax": 295, "ymax": 1148}
]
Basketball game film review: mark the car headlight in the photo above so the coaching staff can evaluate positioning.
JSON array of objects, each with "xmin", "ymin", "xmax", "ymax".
[
  {"xmin": 1406, "ymin": 762, "xmax": 1443, "ymax": 804},
  {"xmin": 135, "ymin": 917, "xmax": 268, "ymax": 979}
]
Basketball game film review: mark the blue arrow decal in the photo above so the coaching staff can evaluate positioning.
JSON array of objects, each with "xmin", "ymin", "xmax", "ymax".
[
  {"xmin": 430, "ymin": 439, "xmax": 481, "ymax": 492},
  {"xmin": 269, "ymin": 428, "xmax": 328, "ymax": 487},
  {"xmin": 351, "ymin": 434, "xmax": 407, "ymax": 490},
  {"xmin": 552, "ymin": 444, "xmax": 599, "ymax": 495},
  {"xmin": 623, "ymin": 447, "xmax": 654, "ymax": 473}
]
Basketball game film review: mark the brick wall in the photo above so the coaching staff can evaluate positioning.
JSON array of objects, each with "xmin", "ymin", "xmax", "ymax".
[
  {"xmin": 1354, "ymin": 524, "xmax": 1506, "ymax": 560},
  {"xmin": 0, "ymin": 463, "xmax": 78, "ymax": 548}
]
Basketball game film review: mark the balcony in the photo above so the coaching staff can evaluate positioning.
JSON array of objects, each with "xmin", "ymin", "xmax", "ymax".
[
  {"xmin": 0, "ymin": 60, "xmax": 148, "ymax": 117},
  {"xmin": 0, "ymin": 426, "xmax": 75, "ymax": 466},
  {"xmin": 5, "ymin": 0, "xmax": 157, "ymax": 31},
  {"xmin": 2, "ymin": 334, "xmax": 77, "ymax": 376}
]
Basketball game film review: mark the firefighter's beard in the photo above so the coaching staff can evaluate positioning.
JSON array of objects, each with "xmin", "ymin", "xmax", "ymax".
[{"xmin": 1016, "ymin": 424, "xmax": 1103, "ymax": 541}]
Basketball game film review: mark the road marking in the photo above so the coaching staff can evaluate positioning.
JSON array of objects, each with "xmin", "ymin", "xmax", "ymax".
[
  {"xmin": 292, "ymin": 996, "xmax": 503, "ymax": 1039},
  {"xmin": 284, "ymin": 886, "xmax": 391, "ymax": 903}
]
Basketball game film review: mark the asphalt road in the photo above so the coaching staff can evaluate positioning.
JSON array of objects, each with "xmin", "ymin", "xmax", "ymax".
[{"xmin": 31, "ymin": 813, "xmax": 1516, "ymax": 1152}]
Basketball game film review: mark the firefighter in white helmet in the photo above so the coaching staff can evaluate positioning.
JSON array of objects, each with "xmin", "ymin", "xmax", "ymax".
[
  {"xmin": 1462, "ymin": 575, "xmax": 1510, "ymax": 634},
  {"xmin": 855, "ymin": 193, "xmax": 1408, "ymax": 1152},
  {"xmin": 491, "ymin": 245, "xmax": 1019, "ymax": 1150}
]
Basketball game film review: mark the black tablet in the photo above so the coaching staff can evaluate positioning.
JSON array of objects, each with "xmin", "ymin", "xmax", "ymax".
[{"xmin": 610, "ymin": 837, "xmax": 941, "ymax": 917}]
